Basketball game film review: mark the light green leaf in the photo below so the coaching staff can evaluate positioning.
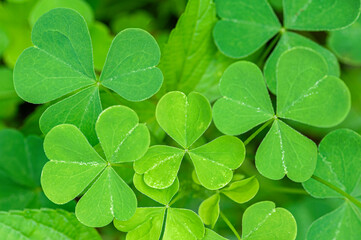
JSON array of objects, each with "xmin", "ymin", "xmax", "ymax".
[
  {"xmin": 29, "ymin": 0, "xmax": 94, "ymax": 27},
  {"xmin": 134, "ymin": 145, "xmax": 185, "ymax": 189},
  {"xmin": 156, "ymin": 91, "xmax": 212, "ymax": 149},
  {"xmin": 76, "ymin": 167, "xmax": 137, "ymax": 227},
  {"xmin": 198, "ymin": 194, "xmax": 220, "ymax": 226},
  {"xmin": 283, "ymin": 0, "xmax": 360, "ymax": 31},
  {"xmin": 213, "ymin": 61, "xmax": 274, "ymax": 135},
  {"xmin": 0, "ymin": 67, "xmax": 22, "ymax": 120},
  {"xmin": 277, "ymin": 47, "xmax": 351, "ymax": 127},
  {"xmin": 159, "ymin": 0, "xmax": 218, "ymax": 93},
  {"xmin": 221, "ymin": 176, "xmax": 259, "ymax": 204},
  {"xmin": 306, "ymin": 202, "xmax": 361, "ymax": 240},
  {"xmin": 163, "ymin": 208, "xmax": 205, "ymax": 240},
  {"xmin": 99, "ymin": 28, "xmax": 163, "ymax": 102},
  {"xmin": 41, "ymin": 124, "xmax": 106, "ymax": 204},
  {"xmin": 264, "ymin": 31, "xmax": 340, "ymax": 94},
  {"xmin": 327, "ymin": 16, "xmax": 361, "ymax": 66},
  {"xmin": 114, "ymin": 207, "xmax": 166, "ymax": 240},
  {"xmin": 95, "ymin": 105, "xmax": 150, "ymax": 163},
  {"xmin": 39, "ymin": 86, "xmax": 102, "ymax": 145},
  {"xmin": 242, "ymin": 201, "xmax": 297, "ymax": 240},
  {"xmin": 14, "ymin": 8, "xmax": 96, "ymax": 104},
  {"xmin": 133, "ymin": 173, "xmax": 179, "ymax": 205},
  {"xmin": 256, "ymin": 120, "xmax": 317, "ymax": 182},
  {"xmin": 203, "ymin": 228, "xmax": 227, "ymax": 240},
  {"xmin": 189, "ymin": 135, "xmax": 245, "ymax": 190},
  {"xmin": 213, "ymin": 0, "xmax": 281, "ymax": 58},
  {"xmin": 303, "ymin": 129, "xmax": 361, "ymax": 198},
  {"xmin": 0, "ymin": 209, "xmax": 101, "ymax": 239},
  {"xmin": 89, "ymin": 21, "xmax": 113, "ymax": 71}
]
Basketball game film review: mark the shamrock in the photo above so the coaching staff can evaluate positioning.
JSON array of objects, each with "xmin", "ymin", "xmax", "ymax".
[
  {"xmin": 13, "ymin": 8, "xmax": 163, "ymax": 145},
  {"xmin": 134, "ymin": 91, "xmax": 245, "ymax": 190},
  {"xmin": 213, "ymin": 47, "xmax": 350, "ymax": 182},
  {"xmin": 41, "ymin": 105, "xmax": 150, "ymax": 227}
]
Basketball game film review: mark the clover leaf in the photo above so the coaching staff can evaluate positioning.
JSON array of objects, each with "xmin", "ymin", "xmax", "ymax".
[
  {"xmin": 41, "ymin": 105, "xmax": 150, "ymax": 227},
  {"xmin": 283, "ymin": 0, "xmax": 360, "ymax": 31},
  {"xmin": 264, "ymin": 31, "xmax": 340, "ymax": 94},
  {"xmin": 213, "ymin": 0, "xmax": 281, "ymax": 58},
  {"xmin": 203, "ymin": 228, "xmax": 227, "ymax": 240},
  {"xmin": 0, "ymin": 209, "xmax": 101, "ymax": 239},
  {"xmin": 14, "ymin": 8, "xmax": 163, "ymax": 145},
  {"xmin": 241, "ymin": 201, "xmax": 297, "ymax": 240},
  {"xmin": 303, "ymin": 129, "xmax": 361, "ymax": 239},
  {"xmin": 0, "ymin": 129, "xmax": 74, "ymax": 211},
  {"xmin": 327, "ymin": 15, "xmax": 361, "ymax": 66},
  {"xmin": 115, "ymin": 180, "xmax": 205, "ymax": 240},
  {"xmin": 135, "ymin": 91, "xmax": 245, "ymax": 190},
  {"xmin": 213, "ymin": 48, "xmax": 351, "ymax": 182}
]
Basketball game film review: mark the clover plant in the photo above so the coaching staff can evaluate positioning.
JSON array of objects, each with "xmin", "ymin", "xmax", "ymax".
[{"xmin": 0, "ymin": 0, "xmax": 360, "ymax": 239}]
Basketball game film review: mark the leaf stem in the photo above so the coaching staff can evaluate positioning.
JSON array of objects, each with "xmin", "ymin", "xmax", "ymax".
[
  {"xmin": 244, "ymin": 118, "xmax": 274, "ymax": 146},
  {"xmin": 256, "ymin": 30, "xmax": 282, "ymax": 67},
  {"xmin": 99, "ymin": 84, "xmax": 123, "ymax": 105},
  {"xmin": 220, "ymin": 211, "xmax": 241, "ymax": 240},
  {"xmin": 169, "ymin": 193, "xmax": 184, "ymax": 206},
  {"xmin": 312, "ymin": 175, "xmax": 361, "ymax": 209}
]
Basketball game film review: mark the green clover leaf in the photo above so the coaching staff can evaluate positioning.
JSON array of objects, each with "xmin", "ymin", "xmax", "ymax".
[
  {"xmin": 13, "ymin": 8, "xmax": 163, "ymax": 145},
  {"xmin": 241, "ymin": 201, "xmax": 297, "ymax": 240},
  {"xmin": 135, "ymin": 91, "xmax": 245, "ymax": 190},
  {"xmin": 0, "ymin": 209, "xmax": 101, "ymax": 239},
  {"xmin": 213, "ymin": 48, "xmax": 350, "ymax": 182},
  {"xmin": 41, "ymin": 105, "xmax": 150, "ymax": 227},
  {"xmin": 0, "ymin": 129, "xmax": 74, "ymax": 211},
  {"xmin": 283, "ymin": 0, "xmax": 360, "ymax": 31},
  {"xmin": 303, "ymin": 129, "xmax": 361, "ymax": 239},
  {"xmin": 213, "ymin": 0, "xmax": 281, "ymax": 58},
  {"xmin": 198, "ymin": 194, "xmax": 220, "ymax": 227}
]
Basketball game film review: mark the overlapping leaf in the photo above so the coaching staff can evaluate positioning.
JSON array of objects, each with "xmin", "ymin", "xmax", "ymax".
[
  {"xmin": 213, "ymin": 48, "xmax": 350, "ymax": 182},
  {"xmin": 303, "ymin": 129, "xmax": 361, "ymax": 239},
  {"xmin": 135, "ymin": 91, "xmax": 245, "ymax": 190},
  {"xmin": 41, "ymin": 105, "xmax": 150, "ymax": 227},
  {"xmin": 14, "ymin": 8, "xmax": 163, "ymax": 145}
]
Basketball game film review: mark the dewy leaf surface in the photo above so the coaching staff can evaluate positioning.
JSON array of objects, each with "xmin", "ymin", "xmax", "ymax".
[
  {"xmin": 189, "ymin": 135, "xmax": 245, "ymax": 190},
  {"xmin": 156, "ymin": 91, "xmax": 212, "ymax": 149},
  {"xmin": 41, "ymin": 124, "xmax": 106, "ymax": 204},
  {"xmin": 134, "ymin": 145, "xmax": 185, "ymax": 189},
  {"xmin": 160, "ymin": 0, "xmax": 218, "ymax": 93},
  {"xmin": 276, "ymin": 47, "xmax": 350, "ymax": 127},
  {"xmin": 327, "ymin": 15, "xmax": 361, "ymax": 66},
  {"xmin": 99, "ymin": 28, "xmax": 163, "ymax": 102},
  {"xmin": 256, "ymin": 120, "xmax": 317, "ymax": 182},
  {"xmin": 163, "ymin": 208, "xmax": 205, "ymax": 240},
  {"xmin": 283, "ymin": 0, "xmax": 360, "ymax": 31},
  {"xmin": 213, "ymin": 0, "xmax": 281, "ymax": 58},
  {"xmin": 264, "ymin": 31, "xmax": 340, "ymax": 94},
  {"xmin": 133, "ymin": 173, "xmax": 179, "ymax": 205},
  {"xmin": 0, "ymin": 209, "xmax": 101, "ymax": 240},
  {"xmin": 75, "ymin": 167, "xmax": 137, "ymax": 227},
  {"xmin": 213, "ymin": 61, "xmax": 274, "ymax": 135},
  {"xmin": 14, "ymin": 8, "xmax": 96, "ymax": 104},
  {"xmin": 39, "ymin": 86, "xmax": 102, "ymax": 145},
  {"xmin": 95, "ymin": 105, "xmax": 150, "ymax": 163},
  {"xmin": 114, "ymin": 207, "xmax": 166, "ymax": 240},
  {"xmin": 241, "ymin": 201, "xmax": 297, "ymax": 240}
]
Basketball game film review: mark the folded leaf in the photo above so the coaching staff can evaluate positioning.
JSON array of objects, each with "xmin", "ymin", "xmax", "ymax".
[
  {"xmin": 189, "ymin": 135, "xmax": 245, "ymax": 190},
  {"xmin": 256, "ymin": 120, "xmax": 317, "ymax": 182},
  {"xmin": 242, "ymin": 201, "xmax": 297, "ymax": 240},
  {"xmin": 213, "ymin": 61, "xmax": 274, "ymax": 135},
  {"xmin": 156, "ymin": 91, "xmax": 212, "ymax": 149},
  {"xmin": 213, "ymin": 0, "xmax": 281, "ymax": 58},
  {"xmin": 134, "ymin": 145, "xmax": 185, "ymax": 189},
  {"xmin": 283, "ymin": 0, "xmax": 360, "ymax": 31},
  {"xmin": 277, "ymin": 47, "xmax": 350, "ymax": 127},
  {"xmin": 133, "ymin": 173, "xmax": 179, "ymax": 205},
  {"xmin": 221, "ymin": 176, "xmax": 259, "ymax": 204},
  {"xmin": 198, "ymin": 194, "xmax": 220, "ymax": 226}
]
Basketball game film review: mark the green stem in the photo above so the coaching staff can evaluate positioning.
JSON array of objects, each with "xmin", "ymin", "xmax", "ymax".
[
  {"xmin": 220, "ymin": 211, "xmax": 241, "ymax": 240},
  {"xmin": 169, "ymin": 193, "xmax": 184, "ymax": 206},
  {"xmin": 100, "ymin": 84, "xmax": 123, "ymax": 105},
  {"xmin": 256, "ymin": 31, "xmax": 282, "ymax": 67},
  {"xmin": 312, "ymin": 175, "xmax": 361, "ymax": 209},
  {"xmin": 244, "ymin": 118, "xmax": 274, "ymax": 146}
]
